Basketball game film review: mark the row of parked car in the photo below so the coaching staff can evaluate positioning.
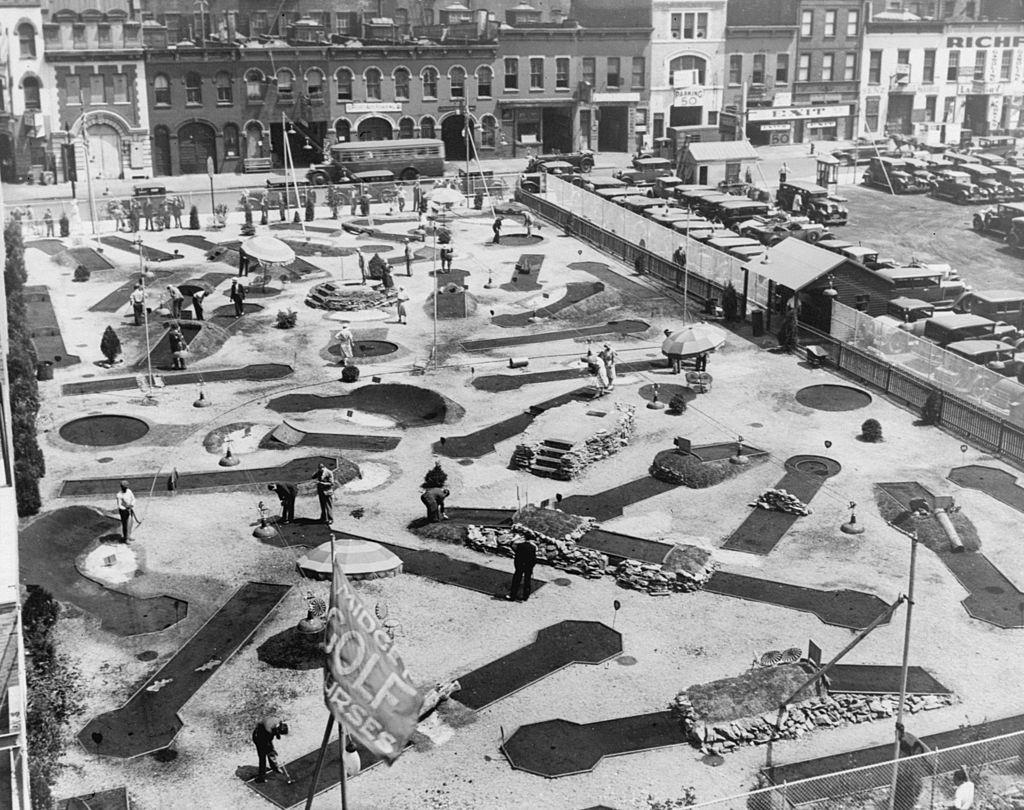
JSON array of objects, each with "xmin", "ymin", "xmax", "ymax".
[{"xmin": 862, "ymin": 151, "xmax": 1024, "ymax": 203}]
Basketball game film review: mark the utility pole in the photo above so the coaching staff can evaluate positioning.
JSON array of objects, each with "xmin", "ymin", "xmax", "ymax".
[{"xmin": 887, "ymin": 531, "xmax": 920, "ymax": 810}]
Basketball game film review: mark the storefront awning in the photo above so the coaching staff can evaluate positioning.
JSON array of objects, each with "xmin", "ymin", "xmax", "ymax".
[{"xmin": 498, "ymin": 98, "xmax": 575, "ymax": 107}]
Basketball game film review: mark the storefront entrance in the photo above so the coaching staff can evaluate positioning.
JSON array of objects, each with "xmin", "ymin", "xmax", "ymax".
[
  {"xmin": 597, "ymin": 105, "xmax": 628, "ymax": 152},
  {"xmin": 88, "ymin": 123, "xmax": 123, "ymax": 180},
  {"xmin": 886, "ymin": 94, "xmax": 914, "ymax": 136},
  {"xmin": 964, "ymin": 95, "xmax": 990, "ymax": 136},
  {"xmin": 441, "ymin": 114, "xmax": 474, "ymax": 161},
  {"xmin": 177, "ymin": 122, "xmax": 216, "ymax": 174},
  {"xmin": 541, "ymin": 107, "xmax": 572, "ymax": 153}
]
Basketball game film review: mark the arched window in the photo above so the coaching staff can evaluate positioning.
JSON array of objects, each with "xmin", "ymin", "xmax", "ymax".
[
  {"xmin": 336, "ymin": 68, "xmax": 353, "ymax": 101},
  {"xmin": 244, "ymin": 69, "xmax": 265, "ymax": 102},
  {"xmin": 476, "ymin": 66, "xmax": 493, "ymax": 98},
  {"xmin": 306, "ymin": 68, "xmax": 324, "ymax": 101},
  {"xmin": 668, "ymin": 55, "xmax": 707, "ymax": 86},
  {"xmin": 398, "ymin": 116, "xmax": 415, "ymax": 139},
  {"xmin": 420, "ymin": 115, "xmax": 435, "ymax": 139},
  {"xmin": 214, "ymin": 71, "xmax": 232, "ymax": 104},
  {"xmin": 22, "ymin": 76, "xmax": 40, "ymax": 110},
  {"xmin": 223, "ymin": 123, "xmax": 240, "ymax": 156},
  {"xmin": 335, "ymin": 118, "xmax": 351, "ymax": 142},
  {"xmin": 276, "ymin": 69, "xmax": 294, "ymax": 99},
  {"xmin": 153, "ymin": 73, "xmax": 171, "ymax": 106},
  {"xmin": 18, "ymin": 22, "xmax": 36, "ymax": 59},
  {"xmin": 394, "ymin": 68, "xmax": 410, "ymax": 100},
  {"xmin": 421, "ymin": 67, "xmax": 438, "ymax": 99},
  {"xmin": 365, "ymin": 68, "xmax": 382, "ymax": 100},
  {"xmin": 184, "ymin": 72, "xmax": 202, "ymax": 104},
  {"xmin": 449, "ymin": 66, "xmax": 466, "ymax": 99},
  {"xmin": 480, "ymin": 114, "xmax": 496, "ymax": 148}
]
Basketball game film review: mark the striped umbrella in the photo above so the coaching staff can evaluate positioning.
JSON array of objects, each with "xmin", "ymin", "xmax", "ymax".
[
  {"xmin": 780, "ymin": 647, "xmax": 803, "ymax": 664},
  {"xmin": 661, "ymin": 324, "xmax": 727, "ymax": 358},
  {"xmin": 759, "ymin": 650, "xmax": 784, "ymax": 667},
  {"xmin": 296, "ymin": 537, "xmax": 403, "ymax": 580}
]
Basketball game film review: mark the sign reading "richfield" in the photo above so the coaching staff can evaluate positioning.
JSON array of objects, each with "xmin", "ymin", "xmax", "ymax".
[{"xmin": 946, "ymin": 35, "xmax": 1024, "ymax": 48}]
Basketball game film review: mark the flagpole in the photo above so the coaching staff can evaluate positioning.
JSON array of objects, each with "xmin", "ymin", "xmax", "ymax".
[
  {"xmin": 304, "ymin": 716, "xmax": 335, "ymax": 810},
  {"xmin": 338, "ymin": 726, "xmax": 349, "ymax": 809}
]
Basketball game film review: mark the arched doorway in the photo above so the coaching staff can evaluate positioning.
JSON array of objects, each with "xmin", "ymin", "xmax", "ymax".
[
  {"xmin": 0, "ymin": 133, "xmax": 15, "ymax": 182},
  {"xmin": 441, "ymin": 114, "xmax": 474, "ymax": 161},
  {"xmin": 87, "ymin": 122, "xmax": 122, "ymax": 179},
  {"xmin": 244, "ymin": 122, "xmax": 264, "ymax": 159},
  {"xmin": 152, "ymin": 126, "xmax": 171, "ymax": 176},
  {"xmin": 178, "ymin": 121, "xmax": 217, "ymax": 174},
  {"xmin": 356, "ymin": 116, "xmax": 393, "ymax": 141}
]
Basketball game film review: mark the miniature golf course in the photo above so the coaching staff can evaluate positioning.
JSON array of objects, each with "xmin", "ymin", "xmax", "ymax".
[
  {"xmin": 327, "ymin": 339, "xmax": 400, "ymax": 360},
  {"xmin": 55, "ymin": 786, "xmax": 130, "ymax": 810},
  {"xmin": 26, "ymin": 238, "xmax": 65, "ymax": 255},
  {"xmin": 492, "ymin": 233, "xmax": 543, "ymax": 247},
  {"xmin": 472, "ymin": 359, "xmax": 665, "ymax": 392},
  {"xmin": 722, "ymin": 455, "xmax": 842, "ymax": 555},
  {"xmin": 209, "ymin": 302, "xmax": 264, "ymax": 320},
  {"xmin": 267, "ymin": 383, "xmax": 450, "ymax": 429},
  {"xmin": 568, "ymin": 261, "xmax": 665, "ymax": 301},
  {"xmin": 98, "ymin": 235, "xmax": 181, "ymax": 262},
  {"xmin": 24, "ymin": 285, "xmax": 80, "ymax": 366},
  {"xmin": 59, "ymin": 415, "xmax": 150, "ymax": 446},
  {"xmin": 19, "ymin": 507, "xmax": 187, "ymax": 636},
  {"xmin": 79, "ymin": 581, "xmax": 290, "ymax": 758},
  {"xmin": 59, "ymin": 455, "xmax": 350, "ymax": 498},
  {"xmin": 61, "ymin": 362, "xmax": 293, "ymax": 396},
  {"xmin": 68, "ymin": 246, "xmax": 116, "ymax": 271},
  {"xmin": 261, "ymin": 421, "xmax": 401, "ymax": 453},
  {"xmin": 948, "ymin": 464, "xmax": 1024, "ymax": 513},
  {"xmin": 826, "ymin": 665, "xmax": 951, "ymax": 695},
  {"xmin": 462, "ymin": 320, "xmax": 650, "ymax": 352},
  {"xmin": 134, "ymin": 321, "xmax": 201, "ymax": 371},
  {"xmin": 795, "ymin": 383, "xmax": 873, "ymax": 411},
  {"xmin": 504, "ymin": 253, "xmax": 544, "ymax": 291},
  {"xmin": 88, "ymin": 271, "xmax": 172, "ymax": 313},
  {"xmin": 877, "ymin": 481, "xmax": 1024, "ymax": 628},
  {"xmin": 492, "ymin": 281, "xmax": 605, "ymax": 327},
  {"xmin": 558, "ymin": 478, "xmax": 678, "ymax": 522}
]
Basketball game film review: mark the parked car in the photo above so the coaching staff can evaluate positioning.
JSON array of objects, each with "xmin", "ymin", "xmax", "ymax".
[
  {"xmin": 630, "ymin": 156, "xmax": 674, "ymax": 175},
  {"xmin": 972, "ymin": 203, "xmax": 1024, "ymax": 237},
  {"xmin": 955, "ymin": 289, "xmax": 1024, "ymax": 330},
  {"xmin": 973, "ymin": 135, "xmax": 1019, "ymax": 158},
  {"xmin": 653, "ymin": 176, "xmax": 685, "ymax": 198},
  {"xmin": 776, "ymin": 181, "xmax": 849, "ymax": 226},
  {"xmin": 519, "ymin": 160, "xmax": 581, "ymax": 192},
  {"xmin": 1009, "ymin": 218, "xmax": 1024, "ymax": 251},
  {"xmin": 689, "ymin": 193, "xmax": 738, "ymax": 219},
  {"xmin": 616, "ymin": 195, "xmax": 663, "ymax": 215},
  {"xmin": 930, "ymin": 170, "xmax": 987, "ymax": 204},
  {"xmin": 946, "ymin": 339, "xmax": 1022, "ymax": 375},
  {"xmin": 923, "ymin": 312, "xmax": 1018, "ymax": 346},
  {"xmin": 525, "ymin": 150, "xmax": 595, "ymax": 173},
  {"xmin": 862, "ymin": 157, "xmax": 929, "ymax": 193},
  {"xmin": 960, "ymin": 164, "xmax": 1012, "ymax": 200},
  {"xmin": 584, "ymin": 176, "xmax": 628, "ymax": 193},
  {"xmin": 740, "ymin": 218, "xmax": 832, "ymax": 246},
  {"xmin": 973, "ymin": 152, "xmax": 1008, "ymax": 167},
  {"xmin": 672, "ymin": 218, "xmax": 723, "ymax": 240},
  {"xmin": 711, "ymin": 199, "xmax": 772, "ymax": 229},
  {"xmin": 876, "ymin": 266, "xmax": 970, "ymax": 306},
  {"xmin": 831, "ymin": 139, "xmax": 894, "ymax": 166},
  {"xmin": 992, "ymin": 165, "xmax": 1024, "ymax": 200},
  {"xmin": 835, "ymin": 244, "xmax": 892, "ymax": 271},
  {"xmin": 901, "ymin": 158, "xmax": 940, "ymax": 189},
  {"xmin": 887, "ymin": 296, "xmax": 935, "ymax": 324}
]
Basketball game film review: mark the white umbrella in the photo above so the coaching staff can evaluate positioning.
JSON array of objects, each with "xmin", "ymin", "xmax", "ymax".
[
  {"xmin": 662, "ymin": 324, "xmax": 727, "ymax": 358},
  {"xmin": 427, "ymin": 186, "xmax": 464, "ymax": 206},
  {"xmin": 241, "ymin": 235, "xmax": 295, "ymax": 266},
  {"xmin": 296, "ymin": 537, "xmax": 403, "ymax": 580}
]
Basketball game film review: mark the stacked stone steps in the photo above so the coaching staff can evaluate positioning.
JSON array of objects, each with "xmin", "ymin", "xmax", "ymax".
[{"xmin": 529, "ymin": 438, "xmax": 575, "ymax": 478}]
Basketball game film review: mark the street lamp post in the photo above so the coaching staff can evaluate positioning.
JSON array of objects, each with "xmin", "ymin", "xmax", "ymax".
[{"xmin": 134, "ymin": 233, "xmax": 156, "ymax": 393}]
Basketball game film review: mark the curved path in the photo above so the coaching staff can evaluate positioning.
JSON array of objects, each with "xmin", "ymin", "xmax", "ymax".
[
  {"xmin": 462, "ymin": 320, "xmax": 650, "ymax": 352},
  {"xmin": 492, "ymin": 281, "xmax": 605, "ymax": 328},
  {"xmin": 61, "ymin": 362, "xmax": 293, "ymax": 396}
]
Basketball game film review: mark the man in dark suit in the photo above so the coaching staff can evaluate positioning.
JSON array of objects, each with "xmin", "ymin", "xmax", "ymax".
[
  {"xmin": 267, "ymin": 482, "xmax": 297, "ymax": 523},
  {"xmin": 508, "ymin": 538, "xmax": 537, "ymax": 602}
]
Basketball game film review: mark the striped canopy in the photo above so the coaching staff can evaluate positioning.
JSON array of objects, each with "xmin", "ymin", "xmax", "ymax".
[{"xmin": 297, "ymin": 537, "xmax": 403, "ymax": 580}]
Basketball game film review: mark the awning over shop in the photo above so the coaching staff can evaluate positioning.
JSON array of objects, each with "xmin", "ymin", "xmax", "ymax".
[
  {"xmin": 741, "ymin": 238, "xmax": 844, "ymax": 291},
  {"xmin": 498, "ymin": 97, "xmax": 575, "ymax": 107}
]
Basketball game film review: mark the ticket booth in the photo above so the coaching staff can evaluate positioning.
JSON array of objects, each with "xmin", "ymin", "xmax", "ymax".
[{"xmin": 816, "ymin": 154, "xmax": 839, "ymax": 190}]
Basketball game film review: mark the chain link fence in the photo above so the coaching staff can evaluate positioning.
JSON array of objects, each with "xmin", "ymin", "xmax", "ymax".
[{"xmin": 687, "ymin": 728, "xmax": 1024, "ymax": 809}]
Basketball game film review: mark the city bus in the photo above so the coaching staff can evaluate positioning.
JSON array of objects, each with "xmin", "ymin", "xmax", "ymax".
[{"xmin": 306, "ymin": 138, "xmax": 445, "ymax": 184}]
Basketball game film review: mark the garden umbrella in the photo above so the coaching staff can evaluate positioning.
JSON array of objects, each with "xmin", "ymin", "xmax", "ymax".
[
  {"xmin": 427, "ymin": 186, "xmax": 464, "ymax": 206},
  {"xmin": 661, "ymin": 324, "xmax": 727, "ymax": 358},
  {"xmin": 240, "ymin": 235, "xmax": 295, "ymax": 266},
  {"xmin": 296, "ymin": 537, "xmax": 403, "ymax": 580}
]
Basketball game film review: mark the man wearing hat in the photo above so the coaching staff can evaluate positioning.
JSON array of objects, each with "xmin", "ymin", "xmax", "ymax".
[
  {"xmin": 313, "ymin": 463, "xmax": 335, "ymax": 523},
  {"xmin": 267, "ymin": 483, "xmax": 297, "ymax": 524},
  {"xmin": 251, "ymin": 716, "xmax": 291, "ymax": 784},
  {"xmin": 115, "ymin": 480, "xmax": 136, "ymax": 543},
  {"xmin": 396, "ymin": 287, "xmax": 409, "ymax": 324}
]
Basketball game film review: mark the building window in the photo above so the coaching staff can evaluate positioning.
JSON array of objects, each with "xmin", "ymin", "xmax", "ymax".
[
  {"xmin": 450, "ymin": 66, "xmax": 466, "ymax": 98},
  {"xmin": 800, "ymin": 10, "xmax": 813, "ymax": 37},
  {"xmin": 18, "ymin": 22, "xmax": 35, "ymax": 59},
  {"xmin": 66, "ymin": 75, "xmax": 81, "ymax": 104},
  {"xmin": 725, "ymin": 161, "xmax": 741, "ymax": 183},
  {"xmin": 653, "ymin": 113, "xmax": 664, "ymax": 138},
  {"xmin": 865, "ymin": 95, "xmax": 880, "ymax": 130},
  {"xmin": 394, "ymin": 68, "xmax": 410, "ymax": 100},
  {"xmin": 556, "ymin": 57, "xmax": 570, "ymax": 89},
  {"xmin": 90, "ymin": 74, "xmax": 105, "ymax": 104},
  {"xmin": 223, "ymin": 123, "xmax": 239, "ymax": 156},
  {"xmin": 973, "ymin": 50, "xmax": 986, "ymax": 81},
  {"xmin": 708, "ymin": 110, "xmax": 718, "ymax": 125},
  {"xmin": 669, "ymin": 55, "xmax": 706, "ymax": 85},
  {"xmin": 582, "ymin": 57, "xmax": 595, "ymax": 87},
  {"xmin": 306, "ymin": 68, "xmax": 324, "ymax": 101},
  {"xmin": 670, "ymin": 12, "xmax": 681, "ymax": 38},
  {"xmin": 775, "ymin": 54, "xmax": 789, "ymax": 83},
  {"xmin": 846, "ymin": 9, "xmax": 858, "ymax": 37},
  {"xmin": 335, "ymin": 12, "xmax": 351, "ymax": 35},
  {"xmin": 504, "ymin": 58, "xmax": 518, "ymax": 91},
  {"xmin": 112, "ymin": 73, "xmax": 128, "ymax": 103},
  {"xmin": 215, "ymin": 71, "xmax": 232, "ymax": 104},
  {"xmin": 631, "ymin": 57, "xmax": 645, "ymax": 89},
  {"xmin": 477, "ymin": 66, "xmax": 492, "ymax": 97},
  {"xmin": 276, "ymin": 69, "xmax": 293, "ymax": 100},
  {"xmin": 420, "ymin": 116, "xmax": 435, "ymax": 139},
  {"xmin": 365, "ymin": 68, "xmax": 382, "ymax": 100},
  {"xmin": 752, "ymin": 54, "xmax": 765, "ymax": 84},
  {"xmin": 398, "ymin": 116, "xmax": 415, "ymax": 138},
  {"xmin": 480, "ymin": 114, "xmax": 496, "ymax": 148},
  {"xmin": 924, "ymin": 95, "xmax": 937, "ymax": 122},
  {"xmin": 797, "ymin": 54, "xmax": 810, "ymax": 82},
  {"xmin": 824, "ymin": 10, "xmax": 836, "ymax": 37},
  {"xmin": 946, "ymin": 50, "xmax": 959, "ymax": 81},
  {"xmin": 822, "ymin": 53, "xmax": 834, "ymax": 81},
  {"xmin": 607, "ymin": 57, "xmax": 620, "ymax": 89},
  {"xmin": 335, "ymin": 119, "xmax": 350, "ymax": 141},
  {"xmin": 682, "ymin": 12, "xmax": 707, "ymax": 39},
  {"xmin": 843, "ymin": 53, "xmax": 856, "ymax": 81},
  {"xmin": 185, "ymin": 73, "xmax": 202, "ymax": 105},
  {"xmin": 245, "ymin": 69, "xmax": 265, "ymax": 101},
  {"xmin": 1001, "ymin": 49, "xmax": 1013, "ymax": 81},
  {"xmin": 897, "ymin": 49, "xmax": 910, "ymax": 69},
  {"xmin": 422, "ymin": 67, "xmax": 438, "ymax": 98},
  {"xmin": 529, "ymin": 58, "xmax": 544, "ymax": 90},
  {"xmin": 250, "ymin": 12, "xmax": 268, "ymax": 35},
  {"xmin": 923, "ymin": 50, "xmax": 936, "ymax": 83},
  {"xmin": 154, "ymin": 73, "xmax": 170, "ymax": 106},
  {"xmin": 868, "ymin": 50, "xmax": 882, "ymax": 84},
  {"xmin": 98, "ymin": 24, "xmax": 111, "ymax": 47},
  {"xmin": 22, "ymin": 76, "xmax": 40, "ymax": 110},
  {"xmin": 728, "ymin": 55, "xmax": 742, "ymax": 86},
  {"xmin": 336, "ymin": 68, "xmax": 353, "ymax": 101}
]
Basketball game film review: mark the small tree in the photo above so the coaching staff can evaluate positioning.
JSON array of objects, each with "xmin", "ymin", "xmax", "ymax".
[
  {"xmin": 721, "ymin": 281, "xmax": 739, "ymax": 322},
  {"xmin": 73, "ymin": 265, "xmax": 90, "ymax": 282},
  {"xmin": 188, "ymin": 205, "xmax": 200, "ymax": 230},
  {"xmin": 275, "ymin": 308, "xmax": 298, "ymax": 329},
  {"xmin": 423, "ymin": 462, "xmax": 448, "ymax": 489},
  {"xmin": 860, "ymin": 418, "xmax": 883, "ymax": 442},
  {"xmin": 99, "ymin": 325, "xmax": 121, "ymax": 365},
  {"xmin": 921, "ymin": 389, "xmax": 942, "ymax": 425},
  {"xmin": 293, "ymin": 210, "xmax": 302, "ymax": 224}
]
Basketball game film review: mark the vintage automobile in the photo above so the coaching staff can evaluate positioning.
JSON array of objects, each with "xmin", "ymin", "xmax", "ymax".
[
  {"xmin": 739, "ymin": 218, "xmax": 832, "ymax": 246},
  {"xmin": 992, "ymin": 165, "xmax": 1024, "ymax": 200},
  {"xmin": 653, "ymin": 176, "xmax": 685, "ymax": 198},
  {"xmin": 930, "ymin": 170, "xmax": 988, "ymax": 204},
  {"xmin": 946, "ymin": 340, "xmax": 1022, "ymax": 376},
  {"xmin": 973, "ymin": 152, "xmax": 1009, "ymax": 167},
  {"xmin": 901, "ymin": 158, "xmax": 941, "ymax": 189},
  {"xmin": 831, "ymin": 139, "xmax": 895, "ymax": 166},
  {"xmin": 954, "ymin": 289, "xmax": 1024, "ymax": 330},
  {"xmin": 862, "ymin": 157, "xmax": 930, "ymax": 194},
  {"xmin": 923, "ymin": 312, "xmax": 1017, "ymax": 346},
  {"xmin": 972, "ymin": 202, "xmax": 1024, "ymax": 237},
  {"xmin": 776, "ymin": 181, "xmax": 849, "ymax": 226},
  {"xmin": 973, "ymin": 135, "xmax": 1019, "ymax": 158},
  {"xmin": 1009, "ymin": 218, "xmax": 1024, "ymax": 251},
  {"xmin": 887, "ymin": 296, "xmax": 935, "ymax": 324},
  {"xmin": 584, "ymin": 176, "xmax": 628, "ymax": 193},
  {"xmin": 833, "ymin": 244, "xmax": 892, "ymax": 271},
  {"xmin": 711, "ymin": 199, "xmax": 772, "ymax": 229},
  {"xmin": 960, "ymin": 164, "xmax": 1013, "ymax": 201},
  {"xmin": 615, "ymin": 157, "xmax": 675, "ymax": 187},
  {"xmin": 519, "ymin": 160, "xmax": 581, "ymax": 193},
  {"xmin": 524, "ymin": 150, "xmax": 595, "ymax": 173}
]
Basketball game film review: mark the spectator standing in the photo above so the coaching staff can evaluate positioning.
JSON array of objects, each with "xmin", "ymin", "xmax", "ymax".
[
  {"xmin": 508, "ymin": 538, "xmax": 537, "ymax": 601},
  {"xmin": 492, "ymin": 215, "xmax": 503, "ymax": 244},
  {"xmin": 166, "ymin": 285, "xmax": 185, "ymax": 320},
  {"xmin": 396, "ymin": 287, "xmax": 409, "ymax": 324},
  {"xmin": 115, "ymin": 480, "xmax": 136, "ymax": 543},
  {"xmin": 230, "ymin": 280, "xmax": 247, "ymax": 317},
  {"xmin": 404, "ymin": 239, "xmax": 414, "ymax": 275},
  {"xmin": 43, "ymin": 209, "xmax": 54, "ymax": 236},
  {"xmin": 313, "ymin": 464, "xmax": 335, "ymax": 523},
  {"xmin": 129, "ymin": 283, "xmax": 146, "ymax": 326}
]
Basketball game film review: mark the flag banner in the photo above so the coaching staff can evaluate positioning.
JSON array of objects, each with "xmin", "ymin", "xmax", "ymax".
[{"xmin": 323, "ymin": 550, "xmax": 421, "ymax": 761}]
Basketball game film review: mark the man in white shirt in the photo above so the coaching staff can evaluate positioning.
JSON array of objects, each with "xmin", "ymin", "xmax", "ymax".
[
  {"xmin": 952, "ymin": 767, "xmax": 975, "ymax": 809},
  {"xmin": 115, "ymin": 480, "xmax": 136, "ymax": 543},
  {"xmin": 129, "ymin": 284, "xmax": 146, "ymax": 326}
]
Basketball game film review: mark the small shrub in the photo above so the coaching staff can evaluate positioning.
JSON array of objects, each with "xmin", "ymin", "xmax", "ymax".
[
  {"xmin": 188, "ymin": 205, "xmax": 200, "ymax": 230},
  {"xmin": 650, "ymin": 450, "xmax": 733, "ymax": 488},
  {"xmin": 668, "ymin": 392, "xmax": 689, "ymax": 413},
  {"xmin": 58, "ymin": 213, "xmax": 69, "ymax": 237},
  {"xmin": 860, "ymin": 418, "xmax": 883, "ymax": 442},
  {"xmin": 99, "ymin": 325, "xmax": 121, "ymax": 364},
  {"xmin": 423, "ymin": 462, "xmax": 448, "ymax": 489},
  {"xmin": 275, "ymin": 308, "xmax": 298, "ymax": 329},
  {"xmin": 340, "ymin": 364, "xmax": 360, "ymax": 383},
  {"xmin": 722, "ymin": 281, "xmax": 739, "ymax": 322},
  {"xmin": 240, "ymin": 222, "xmax": 255, "ymax": 237},
  {"xmin": 293, "ymin": 210, "xmax": 302, "ymax": 224},
  {"xmin": 72, "ymin": 265, "xmax": 90, "ymax": 282},
  {"xmin": 921, "ymin": 390, "xmax": 941, "ymax": 425}
]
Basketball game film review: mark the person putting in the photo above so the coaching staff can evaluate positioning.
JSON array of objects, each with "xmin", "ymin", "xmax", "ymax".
[
  {"xmin": 508, "ymin": 538, "xmax": 537, "ymax": 601},
  {"xmin": 251, "ymin": 717, "xmax": 291, "ymax": 784},
  {"xmin": 267, "ymin": 482, "xmax": 297, "ymax": 524}
]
